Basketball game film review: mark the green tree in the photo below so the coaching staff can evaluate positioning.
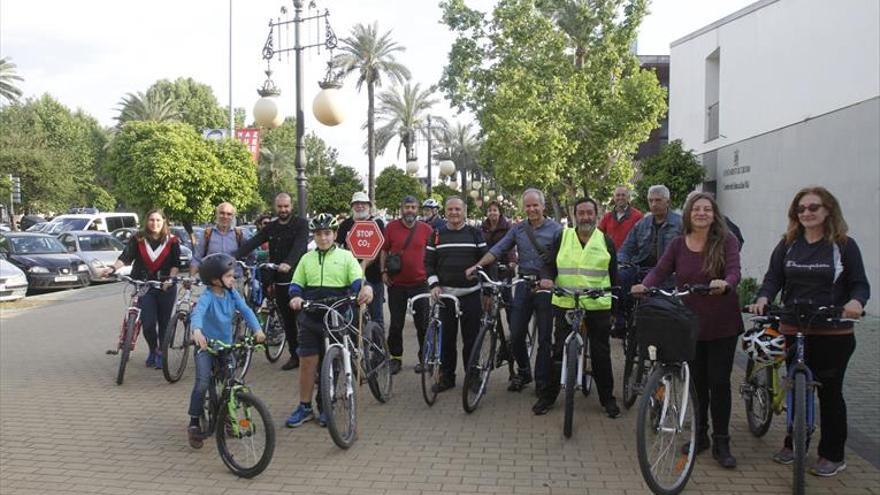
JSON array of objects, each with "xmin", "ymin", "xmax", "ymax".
[
  {"xmin": 0, "ymin": 57, "xmax": 24, "ymax": 104},
  {"xmin": 374, "ymin": 82, "xmax": 438, "ymax": 160},
  {"xmin": 308, "ymin": 165, "xmax": 364, "ymax": 215},
  {"xmin": 440, "ymin": 0, "xmax": 666, "ymax": 216},
  {"xmin": 332, "ymin": 22, "xmax": 412, "ymax": 203},
  {"xmin": 145, "ymin": 77, "xmax": 228, "ymax": 130},
  {"xmin": 435, "ymin": 120, "xmax": 481, "ymax": 191},
  {"xmin": 375, "ymin": 166, "xmax": 422, "ymax": 212},
  {"xmin": 115, "ymin": 91, "xmax": 181, "ymax": 125},
  {"xmin": 105, "ymin": 121, "xmax": 257, "ymax": 228},
  {"xmin": 633, "ymin": 139, "xmax": 705, "ymax": 211}
]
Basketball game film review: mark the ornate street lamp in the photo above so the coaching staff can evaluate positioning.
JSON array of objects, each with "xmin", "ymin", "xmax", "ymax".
[
  {"xmin": 254, "ymin": 66, "xmax": 283, "ymax": 129},
  {"xmin": 438, "ymin": 159, "xmax": 456, "ymax": 178},
  {"xmin": 405, "ymin": 159, "xmax": 420, "ymax": 175}
]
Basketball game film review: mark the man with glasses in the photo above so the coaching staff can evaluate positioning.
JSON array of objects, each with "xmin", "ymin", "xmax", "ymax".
[{"xmin": 191, "ymin": 202, "xmax": 248, "ymax": 276}]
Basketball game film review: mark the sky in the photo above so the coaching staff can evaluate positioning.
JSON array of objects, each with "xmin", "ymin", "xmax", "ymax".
[{"xmin": 1, "ymin": 0, "xmax": 755, "ymax": 184}]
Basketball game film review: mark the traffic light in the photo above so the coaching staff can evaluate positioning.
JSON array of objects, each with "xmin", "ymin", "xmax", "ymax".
[{"xmin": 11, "ymin": 176, "xmax": 21, "ymax": 204}]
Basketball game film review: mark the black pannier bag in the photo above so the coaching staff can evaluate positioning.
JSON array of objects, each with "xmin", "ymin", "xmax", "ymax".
[{"xmin": 635, "ymin": 296, "xmax": 700, "ymax": 362}]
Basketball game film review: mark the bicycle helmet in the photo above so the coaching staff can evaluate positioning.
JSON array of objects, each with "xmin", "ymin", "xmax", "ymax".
[
  {"xmin": 741, "ymin": 321, "xmax": 786, "ymax": 364},
  {"xmin": 422, "ymin": 198, "xmax": 440, "ymax": 209},
  {"xmin": 309, "ymin": 213, "xmax": 339, "ymax": 232},
  {"xmin": 199, "ymin": 253, "xmax": 236, "ymax": 285}
]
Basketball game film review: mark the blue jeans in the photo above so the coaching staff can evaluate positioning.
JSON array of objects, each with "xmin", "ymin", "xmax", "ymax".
[
  {"xmin": 188, "ymin": 349, "xmax": 219, "ymax": 417},
  {"xmin": 509, "ymin": 286, "xmax": 554, "ymax": 390},
  {"xmin": 367, "ymin": 280, "xmax": 385, "ymax": 329}
]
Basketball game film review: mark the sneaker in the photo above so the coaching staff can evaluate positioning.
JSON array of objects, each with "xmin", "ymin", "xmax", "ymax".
[
  {"xmin": 153, "ymin": 352, "xmax": 163, "ymax": 369},
  {"xmin": 414, "ymin": 362, "xmax": 425, "ymax": 374},
  {"xmin": 145, "ymin": 350, "xmax": 156, "ymax": 368},
  {"xmin": 187, "ymin": 425, "xmax": 203, "ymax": 449},
  {"xmin": 389, "ymin": 359, "xmax": 402, "ymax": 375},
  {"xmin": 772, "ymin": 446, "xmax": 794, "ymax": 465},
  {"xmin": 317, "ymin": 410, "xmax": 328, "ymax": 428},
  {"xmin": 602, "ymin": 398, "xmax": 621, "ymax": 419},
  {"xmin": 431, "ymin": 378, "xmax": 455, "ymax": 393},
  {"xmin": 507, "ymin": 373, "xmax": 533, "ymax": 392},
  {"xmin": 281, "ymin": 355, "xmax": 300, "ymax": 371},
  {"xmin": 532, "ymin": 397, "xmax": 554, "ymax": 415},
  {"xmin": 285, "ymin": 404, "xmax": 314, "ymax": 427},
  {"xmin": 810, "ymin": 458, "xmax": 846, "ymax": 477}
]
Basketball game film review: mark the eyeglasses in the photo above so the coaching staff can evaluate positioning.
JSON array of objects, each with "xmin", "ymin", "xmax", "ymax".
[
  {"xmin": 796, "ymin": 203, "xmax": 823, "ymax": 214},
  {"xmin": 218, "ymin": 212, "xmax": 234, "ymax": 217}
]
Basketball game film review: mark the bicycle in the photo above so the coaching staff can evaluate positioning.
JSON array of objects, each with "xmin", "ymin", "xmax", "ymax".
[
  {"xmin": 619, "ymin": 261, "xmax": 653, "ymax": 410},
  {"xmin": 254, "ymin": 262, "xmax": 288, "ymax": 363},
  {"xmin": 553, "ymin": 285, "xmax": 616, "ymax": 438},
  {"xmin": 408, "ymin": 292, "xmax": 461, "ymax": 406},
  {"xmin": 634, "ymin": 285, "xmax": 708, "ymax": 495},
  {"xmin": 107, "ymin": 276, "xmax": 165, "ymax": 385},
  {"xmin": 512, "ymin": 273, "xmax": 539, "ymax": 365},
  {"xmin": 162, "ymin": 276, "xmax": 203, "ymax": 383},
  {"xmin": 741, "ymin": 304, "xmax": 860, "ymax": 495},
  {"xmin": 304, "ymin": 294, "xmax": 392, "ymax": 449},
  {"xmin": 461, "ymin": 268, "xmax": 531, "ymax": 413},
  {"xmin": 198, "ymin": 336, "xmax": 275, "ymax": 478}
]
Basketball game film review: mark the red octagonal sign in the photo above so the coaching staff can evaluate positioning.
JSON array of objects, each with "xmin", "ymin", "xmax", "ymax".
[{"xmin": 345, "ymin": 220, "xmax": 385, "ymax": 260}]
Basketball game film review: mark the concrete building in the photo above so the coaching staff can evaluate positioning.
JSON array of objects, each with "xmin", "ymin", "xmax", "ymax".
[{"xmin": 669, "ymin": 0, "xmax": 880, "ymax": 304}]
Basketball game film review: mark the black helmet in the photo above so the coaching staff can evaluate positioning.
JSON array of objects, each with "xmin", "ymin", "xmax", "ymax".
[
  {"xmin": 309, "ymin": 213, "xmax": 339, "ymax": 232},
  {"xmin": 199, "ymin": 253, "xmax": 235, "ymax": 284}
]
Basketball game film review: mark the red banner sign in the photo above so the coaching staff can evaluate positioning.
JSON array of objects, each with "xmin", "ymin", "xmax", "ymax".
[{"xmin": 235, "ymin": 128, "xmax": 261, "ymax": 163}]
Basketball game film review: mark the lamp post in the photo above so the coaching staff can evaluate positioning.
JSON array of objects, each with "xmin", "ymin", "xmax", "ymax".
[{"xmin": 258, "ymin": 1, "xmax": 341, "ymax": 218}]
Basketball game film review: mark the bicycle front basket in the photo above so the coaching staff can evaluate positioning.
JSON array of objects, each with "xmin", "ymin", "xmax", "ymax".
[{"xmin": 635, "ymin": 296, "xmax": 699, "ymax": 362}]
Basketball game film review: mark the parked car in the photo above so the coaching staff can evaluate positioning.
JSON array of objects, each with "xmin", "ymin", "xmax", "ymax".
[
  {"xmin": 0, "ymin": 257, "xmax": 28, "ymax": 301},
  {"xmin": 20, "ymin": 215, "xmax": 47, "ymax": 231},
  {"xmin": 0, "ymin": 233, "xmax": 90, "ymax": 290},
  {"xmin": 43, "ymin": 212, "xmax": 139, "ymax": 235},
  {"xmin": 109, "ymin": 227, "xmax": 192, "ymax": 270},
  {"xmin": 26, "ymin": 222, "xmax": 49, "ymax": 232},
  {"xmin": 57, "ymin": 231, "xmax": 132, "ymax": 282}
]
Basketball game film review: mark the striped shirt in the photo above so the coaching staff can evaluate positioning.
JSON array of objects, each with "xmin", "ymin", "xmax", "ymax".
[{"xmin": 425, "ymin": 223, "xmax": 487, "ymax": 296}]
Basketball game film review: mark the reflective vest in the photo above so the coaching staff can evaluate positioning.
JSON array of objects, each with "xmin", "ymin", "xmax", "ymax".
[{"xmin": 552, "ymin": 228, "xmax": 612, "ymax": 310}]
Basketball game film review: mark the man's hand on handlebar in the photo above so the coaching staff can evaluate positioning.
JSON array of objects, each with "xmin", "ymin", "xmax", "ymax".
[
  {"xmin": 289, "ymin": 296, "xmax": 304, "ymax": 311},
  {"xmin": 277, "ymin": 263, "xmax": 292, "ymax": 273},
  {"xmin": 538, "ymin": 278, "xmax": 554, "ymax": 290},
  {"xmin": 430, "ymin": 286, "xmax": 442, "ymax": 301},
  {"xmin": 464, "ymin": 265, "xmax": 480, "ymax": 280},
  {"xmin": 357, "ymin": 284, "xmax": 374, "ymax": 306}
]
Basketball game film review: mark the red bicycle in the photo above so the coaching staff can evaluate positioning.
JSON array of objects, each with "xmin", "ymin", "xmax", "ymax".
[{"xmin": 108, "ymin": 276, "xmax": 164, "ymax": 385}]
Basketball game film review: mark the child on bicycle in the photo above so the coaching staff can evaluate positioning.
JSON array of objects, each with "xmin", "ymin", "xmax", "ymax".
[
  {"xmin": 285, "ymin": 213, "xmax": 373, "ymax": 428},
  {"xmin": 187, "ymin": 253, "xmax": 266, "ymax": 449}
]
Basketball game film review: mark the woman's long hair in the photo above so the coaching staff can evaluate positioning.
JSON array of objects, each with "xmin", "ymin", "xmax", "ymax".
[
  {"xmin": 682, "ymin": 192, "xmax": 730, "ymax": 278},
  {"xmin": 137, "ymin": 208, "xmax": 170, "ymax": 242},
  {"xmin": 784, "ymin": 186, "xmax": 848, "ymax": 245}
]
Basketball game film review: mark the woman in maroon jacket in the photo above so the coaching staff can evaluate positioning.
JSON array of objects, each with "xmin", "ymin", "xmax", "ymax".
[{"xmin": 633, "ymin": 192, "xmax": 742, "ymax": 469}]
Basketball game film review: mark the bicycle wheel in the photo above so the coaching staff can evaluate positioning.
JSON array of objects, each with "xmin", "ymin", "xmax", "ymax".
[
  {"xmin": 262, "ymin": 310, "xmax": 286, "ymax": 363},
  {"xmin": 636, "ymin": 365, "xmax": 697, "ymax": 495},
  {"xmin": 743, "ymin": 360, "xmax": 774, "ymax": 437},
  {"xmin": 321, "ymin": 346, "xmax": 357, "ymax": 449},
  {"xmin": 793, "ymin": 372, "xmax": 807, "ymax": 495},
  {"xmin": 581, "ymin": 337, "xmax": 593, "ymax": 397},
  {"xmin": 116, "ymin": 312, "xmax": 137, "ymax": 385},
  {"xmin": 622, "ymin": 330, "xmax": 643, "ymax": 409},
  {"xmin": 563, "ymin": 338, "xmax": 579, "ymax": 438},
  {"xmin": 162, "ymin": 311, "xmax": 191, "ymax": 383},
  {"xmin": 232, "ymin": 316, "xmax": 253, "ymax": 381},
  {"xmin": 421, "ymin": 321, "xmax": 441, "ymax": 406},
  {"xmin": 462, "ymin": 318, "xmax": 497, "ymax": 413},
  {"xmin": 215, "ymin": 390, "xmax": 276, "ymax": 478},
  {"xmin": 364, "ymin": 321, "xmax": 392, "ymax": 403},
  {"xmin": 526, "ymin": 315, "xmax": 538, "ymax": 363}
]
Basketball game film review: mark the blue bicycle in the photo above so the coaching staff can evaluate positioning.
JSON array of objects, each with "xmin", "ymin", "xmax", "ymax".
[{"xmin": 409, "ymin": 292, "xmax": 460, "ymax": 406}]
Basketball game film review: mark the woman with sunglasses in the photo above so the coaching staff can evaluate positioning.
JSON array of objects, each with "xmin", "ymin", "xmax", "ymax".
[{"xmin": 748, "ymin": 186, "xmax": 869, "ymax": 477}]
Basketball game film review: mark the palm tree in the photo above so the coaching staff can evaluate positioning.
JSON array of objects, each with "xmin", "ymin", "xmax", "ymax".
[
  {"xmin": 0, "ymin": 57, "xmax": 24, "ymax": 104},
  {"xmin": 259, "ymin": 143, "xmax": 294, "ymax": 196},
  {"xmin": 373, "ymin": 82, "xmax": 438, "ymax": 161},
  {"xmin": 115, "ymin": 91, "xmax": 180, "ymax": 125},
  {"xmin": 332, "ymin": 22, "xmax": 411, "ymax": 202},
  {"xmin": 436, "ymin": 121, "xmax": 481, "ymax": 191}
]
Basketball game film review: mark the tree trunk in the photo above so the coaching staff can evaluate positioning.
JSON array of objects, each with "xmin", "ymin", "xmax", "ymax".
[
  {"xmin": 550, "ymin": 194, "xmax": 563, "ymax": 222},
  {"xmin": 367, "ymin": 81, "xmax": 376, "ymax": 203}
]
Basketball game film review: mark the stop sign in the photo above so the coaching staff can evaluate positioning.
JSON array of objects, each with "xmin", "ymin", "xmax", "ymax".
[{"xmin": 345, "ymin": 220, "xmax": 385, "ymax": 260}]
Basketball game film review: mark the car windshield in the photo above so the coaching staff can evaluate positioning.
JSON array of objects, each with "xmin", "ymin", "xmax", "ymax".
[
  {"xmin": 77, "ymin": 235, "xmax": 124, "ymax": 252},
  {"xmin": 9, "ymin": 236, "xmax": 67, "ymax": 254},
  {"xmin": 45, "ymin": 218, "xmax": 89, "ymax": 234}
]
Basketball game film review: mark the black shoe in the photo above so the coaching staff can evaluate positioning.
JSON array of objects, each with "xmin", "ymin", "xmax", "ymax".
[
  {"xmin": 414, "ymin": 362, "xmax": 424, "ymax": 374},
  {"xmin": 681, "ymin": 431, "xmax": 711, "ymax": 455},
  {"xmin": 389, "ymin": 359, "xmax": 402, "ymax": 375},
  {"xmin": 281, "ymin": 355, "xmax": 300, "ymax": 370},
  {"xmin": 532, "ymin": 397, "xmax": 554, "ymax": 415},
  {"xmin": 187, "ymin": 425, "xmax": 204, "ymax": 449},
  {"xmin": 602, "ymin": 398, "xmax": 621, "ymax": 418},
  {"xmin": 507, "ymin": 372, "xmax": 533, "ymax": 392},
  {"xmin": 610, "ymin": 323, "xmax": 627, "ymax": 339},
  {"xmin": 431, "ymin": 379, "xmax": 455, "ymax": 393},
  {"xmin": 712, "ymin": 434, "xmax": 737, "ymax": 469}
]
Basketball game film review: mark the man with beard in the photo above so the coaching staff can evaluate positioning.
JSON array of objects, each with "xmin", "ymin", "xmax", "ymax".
[
  {"xmin": 380, "ymin": 195, "xmax": 434, "ymax": 375},
  {"xmin": 235, "ymin": 193, "xmax": 310, "ymax": 370},
  {"xmin": 546, "ymin": 197, "xmax": 620, "ymax": 417},
  {"xmin": 335, "ymin": 192, "xmax": 386, "ymax": 330}
]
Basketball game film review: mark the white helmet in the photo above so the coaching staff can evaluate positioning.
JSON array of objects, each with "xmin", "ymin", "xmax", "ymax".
[
  {"xmin": 422, "ymin": 198, "xmax": 440, "ymax": 209},
  {"xmin": 741, "ymin": 322, "xmax": 786, "ymax": 364}
]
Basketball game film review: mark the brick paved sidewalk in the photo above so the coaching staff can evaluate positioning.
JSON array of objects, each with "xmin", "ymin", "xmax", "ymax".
[{"xmin": 1, "ymin": 287, "xmax": 878, "ymax": 494}]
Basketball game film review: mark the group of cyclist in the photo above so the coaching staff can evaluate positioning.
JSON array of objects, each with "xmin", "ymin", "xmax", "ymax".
[{"xmin": 103, "ymin": 182, "xmax": 868, "ymax": 480}]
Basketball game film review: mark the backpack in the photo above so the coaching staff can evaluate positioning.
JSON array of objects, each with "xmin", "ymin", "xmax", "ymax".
[
  {"xmin": 635, "ymin": 296, "xmax": 700, "ymax": 362},
  {"xmin": 203, "ymin": 226, "xmax": 243, "ymax": 258}
]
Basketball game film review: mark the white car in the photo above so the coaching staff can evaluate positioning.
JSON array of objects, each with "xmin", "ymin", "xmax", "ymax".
[
  {"xmin": 0, "ymin": 258, "xmax": 28, "ymax": 301},
  {"xmin": 57, "ymin": 231, "xmax": 132, "ymax": 282}
]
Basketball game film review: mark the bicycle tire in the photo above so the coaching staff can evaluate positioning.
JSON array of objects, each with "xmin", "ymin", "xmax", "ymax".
[
  {"xmin": 744, "ymin": 360, "xmax": 774, "ymax": 437},
  {"xmin": 526, "ymin": 315, "xmax": 538, "ymax": 363},
  {"xmin": 262, "ymin": 310, "xmax": 286, "ymax": 363},
  {"xmin": 364, "ymin": 321, "xmax": 392, "ymax": 403},
  {"xmin": 581, "ymin": 337, "xmax": 593, "ymax": 397},
  {"xmin": 793, "ymin": 372, "xmax": 807, "ymax": 495},
  {"xmin": 232, "ymin": 316, "xmax": 253, "ymax": 381},
  {"xmin": 462, "ymin": 318, "xmax": 497, "ymax": 413},
  {"xmin": 421, "ymin": 321, "xmax": 440, "ymax": 406},
  {"xmin": 216, "ymin": 390, "xmax": 276, "ymax": 478},
  {"xmin": 162, "ymin": 311, "xmax": 191, "ymax": 383},
  {"xmin": 116, "ymin": 312, "xmax": 137, "ymax": 385},
  {"xmin": 321, "ymin": 346, "xmax": 357, "ymax": 449},
  {"xmin": 622, "ymin": 330, "xmax": 644, "ymax": 409},
  {"xmin": 563, "ymin": 338, "xmax": 579, "ymax": 438},
  {"xmin": 636, "ymin": 365, "xmax": 697, "ymax": 495}
]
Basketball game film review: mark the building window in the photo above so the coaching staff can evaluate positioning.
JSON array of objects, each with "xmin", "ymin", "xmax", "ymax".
[{"xmin": 705, "ymin": 48, "xmax": 721, "ymax": 141}]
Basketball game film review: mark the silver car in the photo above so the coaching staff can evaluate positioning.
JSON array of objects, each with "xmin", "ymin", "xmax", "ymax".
[
  {"xmin": 57, "ymin": 231, "xmax": 131, "ymax": 282},
  {"xmin": 0, "ymin": 258, "xmax": 28, "ymax": 301}
]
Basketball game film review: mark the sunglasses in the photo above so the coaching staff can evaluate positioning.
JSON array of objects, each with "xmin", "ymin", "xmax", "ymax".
[{"xmin": 796, "ymin": 203, "xmax": 823, "ymax": 214}]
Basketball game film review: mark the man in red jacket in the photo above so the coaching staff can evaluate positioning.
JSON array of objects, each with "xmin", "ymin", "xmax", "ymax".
[{"xmin": 599, "ymin": 186, "xmax": 643, "ymax": 250}]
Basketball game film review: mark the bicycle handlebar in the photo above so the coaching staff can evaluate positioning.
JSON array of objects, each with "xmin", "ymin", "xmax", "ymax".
[
  {"xmin": 743, "ymin": 304, "xmax": 863, "ymax": 324},
  {"xmin": 301, "ymin": 294, "xmax": 358, "ymax": 312},
  {"xmin": 203, "ymin": 336, "xmax": 265, "ymax": 354},
  {"xmin": 637, "ymin": 284, "xmax": 714, "ymax": 297},
  {"xmin": 258, "ymin": 262, "xmax": 279, "ymax": 271},
  {"xmin": 408, "ymin": 292, "xmax": 461, "ymax": 315},
  {"xmin": 553, "ymin": 286, "xmax": 619, "ymax": 299}
]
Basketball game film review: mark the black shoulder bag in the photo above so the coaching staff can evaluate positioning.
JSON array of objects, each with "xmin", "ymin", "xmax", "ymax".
[{"xmin": 386, "ymin": 224, "xmax": 417, "ymax": 276}]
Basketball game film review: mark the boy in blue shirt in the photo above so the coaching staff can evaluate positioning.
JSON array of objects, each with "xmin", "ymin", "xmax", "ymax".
[{"xmin": 187, "ymin": 253, "xmax": 265, "ymax": 448}]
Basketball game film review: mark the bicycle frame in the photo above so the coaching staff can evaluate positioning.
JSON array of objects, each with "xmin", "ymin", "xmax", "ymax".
[
  {"xmin": 560, "ymin": 314, "xmax": 586, "ymax": 388},
  {"xmin": 786, "ymin": 333, "xmax": 817, "ymax": 437}
]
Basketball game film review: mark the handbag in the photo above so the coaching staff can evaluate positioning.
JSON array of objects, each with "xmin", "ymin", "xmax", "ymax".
[{"xmin": 386, "ymin": 223, "xmax": 417, "ymax": 276}]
